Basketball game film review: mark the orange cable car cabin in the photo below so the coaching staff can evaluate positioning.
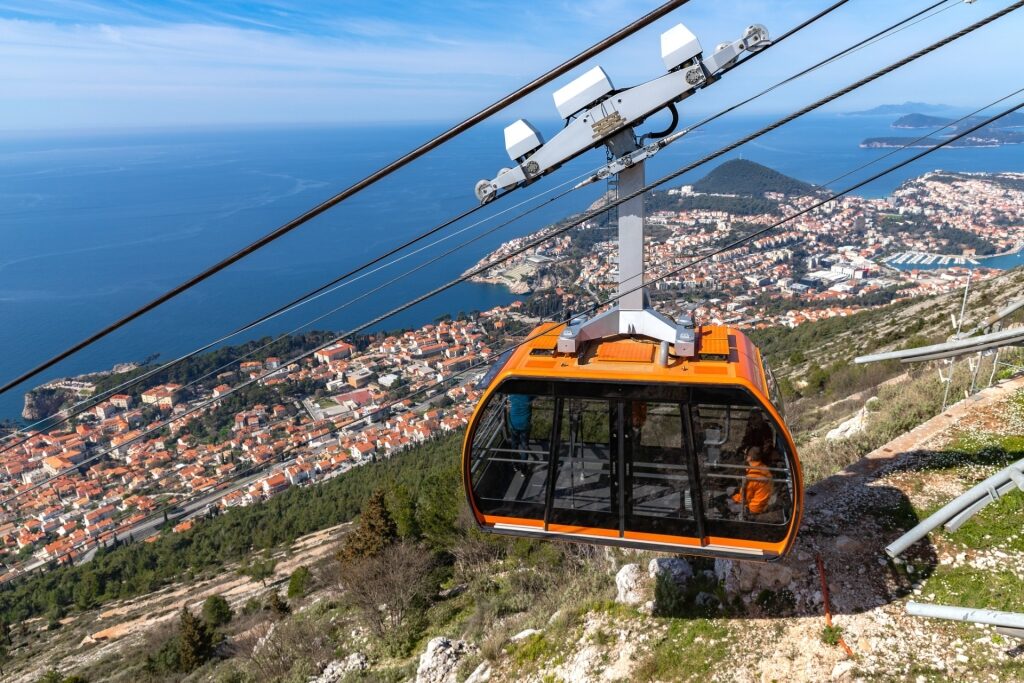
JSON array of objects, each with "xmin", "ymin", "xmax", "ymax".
[{"xmin": 462, "ymin": 323, "xmax": 803, "ymax": 562}]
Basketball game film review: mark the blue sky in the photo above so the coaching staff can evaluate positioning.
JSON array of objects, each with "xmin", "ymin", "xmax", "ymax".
[{"xmin": 0, "ymin": 0, "xmax": 1020, "ymax": 131}]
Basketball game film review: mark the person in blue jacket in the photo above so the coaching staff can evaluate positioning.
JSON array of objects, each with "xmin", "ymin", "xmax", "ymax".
[{"xmin": 507, "ymin": 394, "xmax": 533, "ymax": 455}]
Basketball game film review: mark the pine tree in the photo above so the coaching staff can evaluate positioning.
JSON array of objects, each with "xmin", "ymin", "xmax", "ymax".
[
  {"xmin": 338, "ymin": 490, "xmax": 397, "ymax": 562},
  {"xmin": 37, "ymin": 668, "xmax": 62, "ymax": 683},
  {"xmin": 389, "ymin": 484, "xmax": 420, "ymax": 540},
  {"xmin": 176, "ymin": 607, "xmax": 213, "ymax": 672},
  {"xmin": 201, "ymin": 595, "xmax": 233, "ymax": 628}
]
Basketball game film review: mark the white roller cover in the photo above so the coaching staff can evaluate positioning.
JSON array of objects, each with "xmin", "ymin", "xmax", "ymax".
[
  {"xmin": 553, "ymin": 66, "xmax": 614, "ymax": 119},
  {"xmin": 504, "ymin": 119, "xmax": 544, "ymax": 161},
  {"xmin": 661, "ymin": 23, "xmax": 702, "ymax": 71}
]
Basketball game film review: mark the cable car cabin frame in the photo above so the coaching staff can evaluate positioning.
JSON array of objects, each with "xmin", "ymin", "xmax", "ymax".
[{"xmin": 462, "ymin": 323, "xmax": 803, "ymax": 562}]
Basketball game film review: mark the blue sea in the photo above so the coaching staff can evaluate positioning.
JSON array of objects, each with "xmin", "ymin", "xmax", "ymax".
[{"xmin": 1, "ymin": 112, "xmax": 1022, "ymax": 421}]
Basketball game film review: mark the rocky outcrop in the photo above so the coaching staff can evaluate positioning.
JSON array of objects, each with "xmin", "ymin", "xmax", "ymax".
[
  {"xmin": 647, "ymin": 557, "xmax": 693, "ymax": 584},
  {"xmin": 614, "ymin": 564, "xmax": 647, "ymax": 606},
  {"xmin": 22, "ymin": 387, "xmax": 71, "ymax": 421},
  {"xmin": 509, "ymin": 628, "xmax": 542, "ymax": 642},
  {"xmin": 714, "ymin": 557, "xmax": 795, "ymax": 594},
  {"xmin": 308, "ymin": 653, "xmax": 368, "ymax": 682},
  {"xmin": 464, "ymin": 661, "xmax": 491, "ymax": 683},
  {"xmin": 825, "ymin": 398, "xmax": 877, "ymax": 441},
  {"xmin": 415, "ymin": 637, "xmax": 474, "ymax": 683}
]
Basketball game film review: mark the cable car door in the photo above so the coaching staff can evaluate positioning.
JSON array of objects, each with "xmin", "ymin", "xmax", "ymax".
[
  {"xmin": 546, "ymin": 397, "xmax": 620, "ymax": 535},
  {"xmin": 623, "ymin": 400, "xmax": 702, "ymax": 541}
]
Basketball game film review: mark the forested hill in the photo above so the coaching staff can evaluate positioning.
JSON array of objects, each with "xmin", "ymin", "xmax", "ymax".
[
  {"xmin": 691, "ymin": 159, "xmax": 817, "ymax": 197},
  {"xmin": 893, "ymin": 111, "xmax": 1024, "ymax": 129},
  {"xmin": 850, "ymin": 101, "xmax": 950, "ymax": 115}
]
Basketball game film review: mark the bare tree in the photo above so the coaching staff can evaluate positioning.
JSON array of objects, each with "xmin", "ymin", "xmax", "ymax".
[
  {"xmin": 242, "ymin": 617, "xmax": 333, "ymax": 681},
  {"xmin": 338, "ymin": 540, "xmax": 436, "ymax": 639}
]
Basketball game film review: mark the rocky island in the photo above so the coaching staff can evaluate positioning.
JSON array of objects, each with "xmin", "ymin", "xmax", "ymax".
[{"xmin": 861, "ymin": 110, "xmax": 1024, "ymax": 148}]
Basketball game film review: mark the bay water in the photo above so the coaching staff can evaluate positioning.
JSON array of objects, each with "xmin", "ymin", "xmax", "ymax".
[{"xmin": 1, "ymin": 113, "xmax": 1021, "ymax": 421}]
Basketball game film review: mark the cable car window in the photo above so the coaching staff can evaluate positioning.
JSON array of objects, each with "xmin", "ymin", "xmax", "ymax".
[
  {"xmin": 469, "ymin": 385, "xmax": 555, "ymax": 519},
  {"xmin": 764, "ymin": 362, "xmax": 786, "ymax": 417},
  {"xmin": 692, "ymin": 396, "xmax": 792, "ymax": 542},
  {"xmin": 475, "ymin": 349, "xmax": 515, "ymax": 391},
  {"xmin": 626, "ymin": 401, "xmax": 696, "ymax": 535},
  {"xmin": 548, "ymin": 398, "xmax": 618, "ymax": 528}
]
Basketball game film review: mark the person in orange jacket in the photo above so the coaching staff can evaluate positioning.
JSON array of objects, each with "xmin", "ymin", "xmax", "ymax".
[{"xmin": 730, "ymin": 445, "xmax": 773, "ymax": 515}]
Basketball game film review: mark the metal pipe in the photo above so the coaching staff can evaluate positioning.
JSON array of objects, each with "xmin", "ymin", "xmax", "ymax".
[
  {"xmin": 658, "ymin": 341, "xmax": 670, "ymax": 366},
  {"xmin": 941, "ymin": 360, "xmax": 954, "ymax": 412},
  {"xmin": 945, "ymin": 476, "xmax": 1021, "ymax": 531},
  {"xmin": 969, "ymin": 351, "xmax": 983, "ymax": 395},
  {"xmin": 885, "ymin": 458, "xmax": 1024, "ymax": 557},
  {"xmin": 988, "ymin": 346, "xmax": 1001, "ymax": 388},
  {"xmin": 996, "ymin": 626, "xmax": 1024, "ymax": 640},
  {"xmin": 960, "ymin": 297, "xmax": 1024, "ymax": 339},
  {"xmin": 855, "ymin": 327, "xmax": 1024, "ymax": 364},
  {"xmin": 955, "ymin": 270, "xmax": 972, "ymax": 337},
  {"xmin": 907, "ymin": 602, "xmax": 1024, "ymax": 630}
]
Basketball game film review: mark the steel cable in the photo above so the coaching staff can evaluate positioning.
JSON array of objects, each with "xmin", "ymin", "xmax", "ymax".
[
  {"xmin": 1, "ymin": 0, "xmax": 865, "ymax": 446},
  {"xmin": 4, "ymin": 4, "xmax": 1016, "ymax": 507},
  {"xmin": 0, "ymin": 0, "xmax": 703, "ymax": 397}
]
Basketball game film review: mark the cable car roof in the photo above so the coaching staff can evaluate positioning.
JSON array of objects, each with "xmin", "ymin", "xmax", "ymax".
[{"xmin": 499, "ymin": 322, "xmax": 769, "ymax": 398}]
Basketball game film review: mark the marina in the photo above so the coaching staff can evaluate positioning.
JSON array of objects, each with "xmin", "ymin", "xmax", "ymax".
[{"xmin": 886, "ymin": 246, "xmax": 1024, "ymax": 271}]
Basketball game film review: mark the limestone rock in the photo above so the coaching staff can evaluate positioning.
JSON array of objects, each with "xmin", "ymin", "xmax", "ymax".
[
  {"xmin": 826, "ymin": 405, "xmax": 869, "ymax": 441},
  {"xmin": 309, "ymin": 652, "xmax": 368, "ymax": 683},
  {"xmin": 415, "ymin": 637, "xmax": 474, "ymax": 683},
  {"xmin": 717, "ymin": 558, "xmax": 794, "ymax": 593},
  {"xmin": 648, "ymin": 557, "xmax": 693, "ymax": 585},
  {"xmin": 835, "ymin": 535, "xmax": 863, "ymax": 554},
  {"xmin": 831, "ymin": 660, "xmax": 857, "ymax": 680},
  {"xmin": 695, "ymin": 591, "xmax": 720, "ymax": 609},
  {"xmin": 615, "ymin": 563, "xmax": 647, "ymax": 605},
  {"xmin": 465, "ymin": 661, "xmax": 491, "ymax": 683},
  {"xmin": 714, "ymin": 558, "xmax": 733, "ymax": 582},
  {"xmin": 510, "ymin": 628, "xmax": 542, "ymax": 642}
]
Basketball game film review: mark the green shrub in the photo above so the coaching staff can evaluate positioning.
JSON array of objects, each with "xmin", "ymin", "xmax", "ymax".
[
  {"xmin": 202, "ymin": 594, "xmax": 233, "ymax": 628},
  {"xmin": 821, "ymin": 624, "xmax": 844, "ymax": 646},
  {"xmin": 287, "ymin": 566, "xmax": 311, "ymax": 599}
]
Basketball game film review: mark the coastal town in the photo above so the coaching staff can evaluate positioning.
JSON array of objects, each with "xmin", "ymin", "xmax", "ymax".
[
  {"xmin": 469, "ymin": 166, "xmax": 1024, "ymax": 328},
  {"xmin": 1, "ymin": 165, "xmax": 1021, "ymax": 580},
  {"xmin": 0, "ymin": 310, "xmax": 527, "ymax": 580}
]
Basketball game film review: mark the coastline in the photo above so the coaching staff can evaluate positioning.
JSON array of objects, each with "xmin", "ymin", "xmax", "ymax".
[
  {"xmin": 860, "ymin": 140, "xmax": 1022, "ymax": 149},
  {"xmin": 7, "ymin": 280, "xmax": 523, "ymax": 426}
]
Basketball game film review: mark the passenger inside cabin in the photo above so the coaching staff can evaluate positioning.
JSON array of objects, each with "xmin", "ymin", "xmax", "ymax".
[
  {"xmin": 727, "ymin": 445, "xmax": 773, "ymax": 516},
  {"xmin": 507, "ymin": 394, "xmax": 533, "ymax": 452},
  {"xmin": 741, "ymin": 410, "xmax": 773, "ymax": 455}
]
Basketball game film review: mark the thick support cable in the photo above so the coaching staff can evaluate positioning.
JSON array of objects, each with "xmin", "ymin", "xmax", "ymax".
[
  {"xmin": 0, "ymin": 0, "xmax": 697, "ymax": 397},
  {"xmin": 692, "ymin": 0, "xmax": 960, "ymax": 134},
  {"xmin": 6, "ymin": 30, "xmax": 1022, "ymax": 510},
  {"xmin": 1, "ymin": 0, "xmax": 862, "ymax": 442},
  {"xmin": 14, "ymin": 89, "xmax": 1019, "ymax": 546},
  {"xmin": 28, "ymin": 90, "xmax": 1017, "ymax": 556}
]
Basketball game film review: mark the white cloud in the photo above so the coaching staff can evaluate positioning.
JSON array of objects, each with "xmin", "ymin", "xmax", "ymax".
[
  {"xmin": 0, "ymin": 17, "xmax": 570, "ymax": 129},
  {"xmin": 0, "ymin": 1, "xmax": 1020, "ymax": 131}
]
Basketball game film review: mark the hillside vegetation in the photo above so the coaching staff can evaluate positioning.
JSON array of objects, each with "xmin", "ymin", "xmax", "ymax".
[
  {"xmin": 0, "ymin": 436, "xmax": 460, "ymax": 625},
  {"xmin": 3, "ymin": 269, "xmax": 1022, "ymax": 682},
  {"xmin": 8, "ymin": 381, "xmax": 1021, "ymax": 683}
]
